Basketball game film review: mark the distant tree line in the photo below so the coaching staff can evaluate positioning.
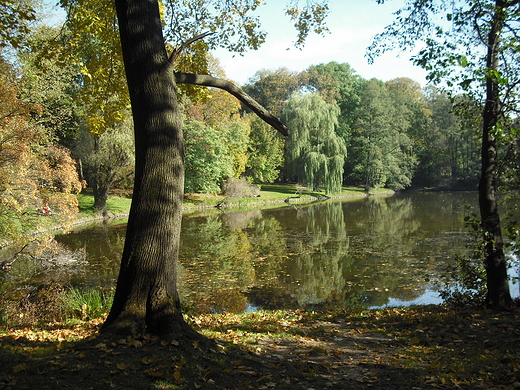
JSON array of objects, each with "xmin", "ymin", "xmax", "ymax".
[{"xmin": 243, "ymin": 63, "xmax": 483, "ymax": 192}]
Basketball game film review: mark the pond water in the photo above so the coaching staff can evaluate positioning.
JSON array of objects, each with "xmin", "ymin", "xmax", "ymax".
[
  {"xmin": 46, "ymin": 191, "xmax": 497, "ymax": 313},
  {"xmin": 3, "ymin": 191, "xmax": 518, "ymax": 314}
]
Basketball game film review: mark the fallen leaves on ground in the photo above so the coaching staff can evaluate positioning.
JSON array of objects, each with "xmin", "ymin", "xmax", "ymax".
[{"xmin": 1, "ymin": 305, "xmax": 519, "ymax": 389}]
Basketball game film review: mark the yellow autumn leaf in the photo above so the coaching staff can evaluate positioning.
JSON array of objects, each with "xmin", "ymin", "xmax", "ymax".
[
  {"xmin": 410, "ymin": 336, "xmax": 420, "ymax": 344},
  {"xmin": 116, "ymin": 363, "xmax": 130, "ymax": 370},
  {"xmin": 127, "ymin": 339, "xmax": 143, "ymax": 348},
  {"xmin": 13, "ymin": 364, "xmax": 26, "ymax": 373},
  {"xmin": 173, "ymin": 371, "xmax": 185, "ymax": 383},
  {"xmin": 141, "ymin": 356, "xmax": 155, "ymax": 365},
  {"xmin": 141, "ymin": 355, "xmax": 161, "ymax": 364}
]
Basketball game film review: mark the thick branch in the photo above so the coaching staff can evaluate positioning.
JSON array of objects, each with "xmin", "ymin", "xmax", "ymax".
[{"xmin": 174, "ymin": 72, "xmax": 289, "ymax": 136}]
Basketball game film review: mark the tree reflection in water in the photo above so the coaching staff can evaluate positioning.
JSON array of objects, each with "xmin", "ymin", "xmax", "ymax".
[
  {"xmin": 45, "ymin": 192, "xmax": 481, "ymax": 314},
  {"xmin": 176, "ymin": 193, "xmax": 478, "ymax": 312}
]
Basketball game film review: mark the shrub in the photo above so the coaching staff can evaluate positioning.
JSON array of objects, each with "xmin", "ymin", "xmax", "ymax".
[
  {"xmin": 2, "ymin": 283, "xmax": 66, "ymax": 327},
  {"xmin": 436, "ymin": 254, "xmax": 487, "ymax": 307},
  {"xmin": 221, "ymin": 178, "xmax": 260, "ymax": 198},
  {"xmin": 61, "ymin": 287, "xmax": 113, "ymax": 321}
]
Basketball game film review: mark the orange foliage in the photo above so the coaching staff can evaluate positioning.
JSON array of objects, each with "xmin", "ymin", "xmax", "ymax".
[{"xmin": 0, "ymin": 58, "xmax": 81, "ymax": 242}]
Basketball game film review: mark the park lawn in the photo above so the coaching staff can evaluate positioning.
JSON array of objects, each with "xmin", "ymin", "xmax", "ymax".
[
  {"xmin": 76, "ymin": 192, "xmax": 133, "ymax": 219},
  {"xmin": 76, "ymin": 184, "xmax": 391, "ymax": 217},
  {"xmin": 1, "ymin": 305, "xmax": 519, "ymax": 389}
]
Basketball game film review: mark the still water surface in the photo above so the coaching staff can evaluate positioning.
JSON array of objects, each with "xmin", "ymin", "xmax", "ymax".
[{"xmin": 52, "ymin": 191, "xmax": 493, "ymax": 313}]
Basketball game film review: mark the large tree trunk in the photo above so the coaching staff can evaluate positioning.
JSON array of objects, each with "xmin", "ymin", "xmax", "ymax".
[
  {"xmin": 101, "ymin": 0, "xmax": 288, "ymax": 338},
  {"xmin": 92, "ymin": 184, "xmax": 109, "ymax": 212},
  {"xmin": 479, "ymin": 0, "xmax": 513, "ymax": 308},
  {"xmin": 101, "ymin": 0, "xmax": 196, "ymax": 337}
]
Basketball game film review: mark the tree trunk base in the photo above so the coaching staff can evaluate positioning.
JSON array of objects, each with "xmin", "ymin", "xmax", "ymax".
[{"xmin": 100, "ymin": 311, "xmax": 212, "ymax": 347}]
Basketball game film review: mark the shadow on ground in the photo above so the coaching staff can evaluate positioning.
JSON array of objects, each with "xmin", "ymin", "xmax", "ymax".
[{"xmin": 1, "ymin": 305, "xmax": 519, "ymax": 389}]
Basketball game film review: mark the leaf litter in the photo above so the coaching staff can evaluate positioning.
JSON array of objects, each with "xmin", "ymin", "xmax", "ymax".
[{"xmin": 1, "ymin": 305, "xmax": 520, "ymax": 389}]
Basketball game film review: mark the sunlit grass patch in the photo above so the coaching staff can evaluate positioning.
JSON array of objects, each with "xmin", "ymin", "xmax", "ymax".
[
  {"xmin": 75, "ymin": 184, "xmax": 390, "ymax": 218},
  {"xmin": 76, "ymin": 193, "xmax": 132, "ymax": 217},
  {"xmin": 152, "ymin": 380, "xmax": 182, "ymax": 389},
  {"xmin": 190, "ymin": 310, "xmax": 306, "ymax": 345}
]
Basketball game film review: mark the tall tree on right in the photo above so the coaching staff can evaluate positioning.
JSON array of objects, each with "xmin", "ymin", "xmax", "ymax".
[{"xmin": 369, "ymin": 0, "xmax": 520, "ymax": 308}]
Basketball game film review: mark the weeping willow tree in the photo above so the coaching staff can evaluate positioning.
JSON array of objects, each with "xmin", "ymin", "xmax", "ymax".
[{"xmin": 283, "ymin": 93, "xmax": 346, "ymax": 194}]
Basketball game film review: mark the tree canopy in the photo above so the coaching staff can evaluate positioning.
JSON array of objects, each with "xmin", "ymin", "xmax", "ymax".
[
  {"xmin": 0, "ymin": 0, "xmax": 36, "ymax": 49},
  {"xmin": 0, "ymin": 56, "xmax": 82, "ymax": 246}
]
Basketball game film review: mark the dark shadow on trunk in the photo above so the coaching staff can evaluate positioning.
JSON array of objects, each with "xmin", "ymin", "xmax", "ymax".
[{"xmin": 479, "ymin": 0, "xmax": 513, "ymax": 309}]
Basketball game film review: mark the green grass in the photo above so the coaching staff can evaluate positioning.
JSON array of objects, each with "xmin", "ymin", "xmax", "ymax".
[
  {"xmin": 61, "ymin": 287, "xmax": 114, "ymax": 322},
  {"xmin": 75, "ymin": 184, "xmax": 393, "ymax": 217},
  {"xmin": 76, "ymin": 193, "xmax": 133, "ymax": 218}
]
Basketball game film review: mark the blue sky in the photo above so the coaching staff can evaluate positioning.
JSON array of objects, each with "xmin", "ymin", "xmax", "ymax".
[{"xmin": 212, "ymin": 0, "xmax": 428, "ymax": 86}]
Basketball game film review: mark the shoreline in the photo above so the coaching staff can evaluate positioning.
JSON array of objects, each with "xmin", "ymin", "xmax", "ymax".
[
  {"xmin": 73, "ymin": 190, "xmax": 394, "ymax": 226},
  {"xmin": 1, "ymin": 190, "xmax": 394, "ymax": 248}
]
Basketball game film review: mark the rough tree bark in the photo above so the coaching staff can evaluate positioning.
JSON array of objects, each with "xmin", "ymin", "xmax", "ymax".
[
  {"xmin": 100, "ymin": 0, "xmax": 191, "ymax": 337},
  {"xmin": 479, "ymin": 0, "xmax": 513, "ymax": 308},
  {"xmin": 101, "ymin": 0, "xmax": 288, "ymax": 337}
]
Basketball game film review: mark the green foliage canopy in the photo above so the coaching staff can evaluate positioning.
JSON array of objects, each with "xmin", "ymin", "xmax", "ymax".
[
  {"xmin": 184, "ymin": 119, "xmax": 250, "ymax": 194},
  {"xmin": 369, "ymin": 0, "xmax": 520, "ymax": 110},
  {"xmin": 0, "ymin": 0, "xmax": 36, "ymax": 49},
  {"xmin": 348, "ymin": 78, "xmax": 417, "ymax": 190},
  {"xmin": 244, "ymin": 114, "xmax": 285, "ymax": 183}
]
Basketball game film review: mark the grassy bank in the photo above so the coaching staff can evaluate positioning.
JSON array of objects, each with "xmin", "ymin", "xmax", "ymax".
[
  {"xmin": 76, "ymin": 184, "xmax": 391, "ymax": 219},
  {"xmin": 1, "ymin": 306, "xmax": 519, "ymax": 389},
  {"xmin": 76, "ymin": 193, "xmax": 133, "ymax": 219}
]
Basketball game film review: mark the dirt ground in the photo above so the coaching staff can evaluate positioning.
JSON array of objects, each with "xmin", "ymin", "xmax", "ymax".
[{"xmin": 1, "ymin": 305, "xmax": 520, "ymax": 389}]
